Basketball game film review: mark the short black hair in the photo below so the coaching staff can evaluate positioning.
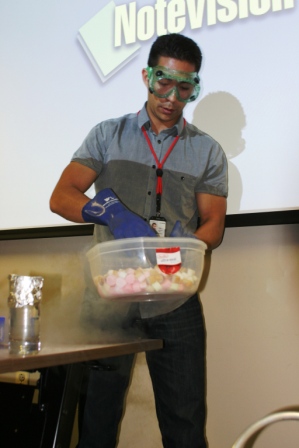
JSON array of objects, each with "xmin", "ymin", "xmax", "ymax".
[{"xmin": 147, "ymin": 34, "xmax": 202, "ymax": 72}]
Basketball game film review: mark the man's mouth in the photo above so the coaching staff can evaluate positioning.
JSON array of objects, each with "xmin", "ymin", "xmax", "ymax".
[{"xmin": 160, "ymin": 105, "xmax": 174, "ymax": 114}]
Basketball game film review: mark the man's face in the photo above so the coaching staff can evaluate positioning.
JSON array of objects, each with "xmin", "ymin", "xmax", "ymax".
[{"xmin": 142, "ymin": 56, "xmax": 197, "ymax": 131}]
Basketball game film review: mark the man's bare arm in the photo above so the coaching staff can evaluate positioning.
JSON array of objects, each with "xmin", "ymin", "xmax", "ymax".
[
  {"xmin": 194, "ymin": 193, "xmax": 227, "ymax": 250},
  {"xmin": 49, "ymin": 162, "xmax": 98, "ymax": 223}
]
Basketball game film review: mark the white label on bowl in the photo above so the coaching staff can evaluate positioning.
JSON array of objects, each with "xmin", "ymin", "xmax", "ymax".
[
  {"xmin": 156, "ymin": 247, "xmax": 181, "ymax": 265},
  {"xmin": 156, "ymin": 247, "xmax": 182, "ymax": 274}
]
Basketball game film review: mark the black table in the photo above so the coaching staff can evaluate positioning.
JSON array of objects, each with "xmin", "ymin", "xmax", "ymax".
[{"xmin": 0, "ymin": 338, "xmax": 163, "ymax": 448}]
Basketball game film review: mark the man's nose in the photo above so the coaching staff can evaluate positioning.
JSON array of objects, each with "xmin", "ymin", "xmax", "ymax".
[{"xmin": 167, "ymin": 88, "xmax": 178, "ymax": 102}]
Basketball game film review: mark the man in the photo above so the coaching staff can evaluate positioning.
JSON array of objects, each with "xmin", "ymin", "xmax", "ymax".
[{"xmin": 50, "ymin": 33, "xmax": 227, "ymax": 448}]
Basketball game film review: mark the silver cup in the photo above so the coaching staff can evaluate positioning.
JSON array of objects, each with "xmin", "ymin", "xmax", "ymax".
[{"xmin": 8, "ymin": 274, "xmax": 44, "ymax": 355}]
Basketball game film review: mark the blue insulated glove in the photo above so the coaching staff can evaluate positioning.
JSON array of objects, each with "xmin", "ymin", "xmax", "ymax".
[
  {"xmin": 170, "ymin": 221, "xmax": 197, "ymax": 238},
  {"xmin": 82, "ymin": 188, "xmax": 156, "ymax": 239}
]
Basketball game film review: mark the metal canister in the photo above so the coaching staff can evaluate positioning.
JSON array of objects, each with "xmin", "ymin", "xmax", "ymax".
[{"xmin": 8, "ymin": 274, "xmax": 44, "ymax": 355}]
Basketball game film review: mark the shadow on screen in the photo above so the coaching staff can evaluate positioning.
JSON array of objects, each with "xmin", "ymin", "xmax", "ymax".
[{"xmin": 192, "ymin": 91, "xmax": 246, "ymax": 213}]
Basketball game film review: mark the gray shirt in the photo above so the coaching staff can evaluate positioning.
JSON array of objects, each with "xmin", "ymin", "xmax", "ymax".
[{"xmin": 72, "ymin": 103, "xmax": 228, "ymax": 317}]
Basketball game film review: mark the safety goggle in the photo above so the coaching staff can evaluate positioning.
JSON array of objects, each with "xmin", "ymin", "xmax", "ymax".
[{"xmin": 146, "ymin": 66, "xmax": 200, "ymax": 103}]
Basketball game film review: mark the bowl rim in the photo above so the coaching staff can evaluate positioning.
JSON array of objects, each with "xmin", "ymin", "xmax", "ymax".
[{"xmin": 86, "ymin": 237, "xmax": 207, "ymax": 259}]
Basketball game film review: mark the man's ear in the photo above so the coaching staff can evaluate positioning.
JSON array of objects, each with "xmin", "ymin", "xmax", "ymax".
[{"xmin": 142, "ymin": 68, "xmax": 149, "ymax": 88}]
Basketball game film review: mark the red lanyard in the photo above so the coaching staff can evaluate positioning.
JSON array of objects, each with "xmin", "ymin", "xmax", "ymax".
[{"xmin": 141, "ymin": 119, "xmax": 186, "ymax": 215}]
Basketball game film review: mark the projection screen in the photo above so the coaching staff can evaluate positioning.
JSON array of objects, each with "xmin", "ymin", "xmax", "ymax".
[{"xmin": 0, "ymin": 0, "xmax": 298, "ymax": 238}]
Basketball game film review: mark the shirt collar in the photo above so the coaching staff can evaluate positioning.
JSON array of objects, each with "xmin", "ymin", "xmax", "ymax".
[{"xmin": 137, "ymin": 103, "xmax": 185, "ymax": 136}]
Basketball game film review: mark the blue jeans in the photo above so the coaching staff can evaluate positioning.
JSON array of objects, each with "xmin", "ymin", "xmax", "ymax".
[{"xmin": 78, "ymin": 295, "xmax": 207, "ymax": 448}]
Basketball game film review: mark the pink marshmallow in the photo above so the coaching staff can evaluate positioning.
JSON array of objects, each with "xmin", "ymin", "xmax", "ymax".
[
  {"xmin": 137, "ymin": 274, "xmax": 146, "ymax": 282},
  {"xmin": 161, "ymin": 279, "xmax": 172, "ymax": 290},
  {"xmin": 125, "ymin": 273, "xmax": 135, "ymax": 284},
  {"xmin": 139, "ymin": 281, "xmax": 147, "ymax": 290},
  {"xmin": 116, "ymin": 277, "xmax": 126, "ymax": 288},
  {"xmin": 132, "ymin": 282, "xmax": 141, "ymax": 292},
  {"xmin": 123, "ymin": 284, "xmax": 133, "ymax": 293},
  {"xmin": 106, "ymin": 274, "xmax": 117, "ymax": 286}
]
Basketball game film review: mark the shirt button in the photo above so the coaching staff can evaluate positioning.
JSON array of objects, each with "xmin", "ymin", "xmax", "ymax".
[
  {"xmin": 157, "ymin": 140, "xmax": 161, "ymax": 144},
  {"xmin": 152, "ymin": 165, "xmax": 156, "ymax": 169},
  {"xmin": 148, "ymin": 191, "xmax": 151, "ymax": 195}
]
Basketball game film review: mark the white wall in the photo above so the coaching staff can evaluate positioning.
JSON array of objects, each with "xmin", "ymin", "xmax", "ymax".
[
  {"xmin": 0, "ymin": 224, "xmax": 298, "ymax": 447},
  {"xmin": 203, "ymin": 224, "xmax": 299, "ymax": 447}
]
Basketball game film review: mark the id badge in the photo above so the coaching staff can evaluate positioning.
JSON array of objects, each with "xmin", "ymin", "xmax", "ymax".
[{"xmin": 150, "ymin": 216, "xmax": 167, "ymax": 237}]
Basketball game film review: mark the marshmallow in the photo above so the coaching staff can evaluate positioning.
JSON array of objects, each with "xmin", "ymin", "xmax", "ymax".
[{"xmin": 94, "ymin": 265, "xmax": 199, "ymax": 298}]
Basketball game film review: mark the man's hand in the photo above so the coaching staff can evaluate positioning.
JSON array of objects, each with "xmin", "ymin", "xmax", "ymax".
[
  {"xmin": 82, "ymin": 188, "xmax": 156, "ymax": 239},
  {"xmin": 170, "ymin": 221, "xmax": 197, "ymax": 239}
]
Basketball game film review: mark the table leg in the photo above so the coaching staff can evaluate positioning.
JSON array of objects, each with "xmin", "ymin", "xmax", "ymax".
[{"xmin": 38, "ymin": 363, "xmax": 85, "ymax": 448}]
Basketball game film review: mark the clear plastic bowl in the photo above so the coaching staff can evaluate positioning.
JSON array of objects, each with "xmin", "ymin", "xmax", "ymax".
[{"xmin": 86, "ymin": 237, "xmax": 207, "ymax": 302}]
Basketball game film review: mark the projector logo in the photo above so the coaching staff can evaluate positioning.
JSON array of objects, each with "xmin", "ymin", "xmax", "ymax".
[
  {"xmin": 78, "ymin": 0, "xmax": 295, "ymax": 82},
  {"xmin": 78, "ymin": 1, "xmax": 141, "ymax": 83}
]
